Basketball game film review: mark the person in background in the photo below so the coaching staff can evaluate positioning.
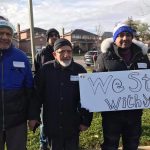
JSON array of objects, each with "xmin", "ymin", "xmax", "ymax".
[
  {"xmin": 29, "ymin": 38, "xmax": 93, "ymax": 150},
  {"xmin": 34, "ymin": 28, "xmax": 60, "ymax": 150},
  {"xmin": 95, "ymin": 23, "xmax": 150, "ymax": 150},
  {"xmin": 92, "ymin": 52, "xmax": 97, "ymax": 67},
  {"xmin": 0, "ymin": 16, "xmax": 34, "ymax": 150},
  {"xmin": 34, "ymin": 28, "xmax": 60, "ymax": 73}
]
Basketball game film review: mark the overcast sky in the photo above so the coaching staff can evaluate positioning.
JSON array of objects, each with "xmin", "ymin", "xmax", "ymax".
[{"xmin": 1, "ymin": 0, "xmax": 150, "ymax": 34}]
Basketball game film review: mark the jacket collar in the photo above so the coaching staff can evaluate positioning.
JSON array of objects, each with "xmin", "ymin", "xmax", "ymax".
[
  {"xmin": 113, "ymin": 42, "xmax": 144, "ymax": 59},
  {"xmin": 54, "ymin": 59, "xmax": 74, "ymax": 71},
  {"xmin": 0, "ymin": 44, "xmax": 13, "ymax": 56},
  {"xmin": 101, "ymin": 38, "xmax": 148, "ymax": 55}
]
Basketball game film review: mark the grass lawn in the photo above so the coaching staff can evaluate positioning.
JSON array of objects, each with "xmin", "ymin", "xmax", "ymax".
[
  {"xmin": 27, "ymin": 109, "xmax": 150, "ymax": 150},
  {"xmin": 27, "ymin": 62, "xmax": 150, "ymax": 149}
]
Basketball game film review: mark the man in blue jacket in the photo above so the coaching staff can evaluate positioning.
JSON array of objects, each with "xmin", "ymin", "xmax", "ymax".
[{"xmin": 0, "ymin": 16, "xmax": 34, "ymax": 150}]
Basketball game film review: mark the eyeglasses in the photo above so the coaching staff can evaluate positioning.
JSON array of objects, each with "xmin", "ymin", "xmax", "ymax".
[
  {"xmin": 49, "ymin": 34, "xmax": 59, "ymax": 37},
  {"xmin": 56, "ymin": 50, "xmax": 72, "ymax": 55}
]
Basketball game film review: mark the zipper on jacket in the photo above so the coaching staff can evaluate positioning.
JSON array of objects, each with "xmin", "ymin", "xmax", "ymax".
[
  {"xmin": 124, "ymin": 51, "xmax": 142, "ymax": 70},
  {"xmin": 0, "ymin": 51, "xmax": 5, "ymax": 130},
  {"xmin": 119, "ymin": 58, "xmax": 131, "ymax": 70},
  {"xmin": 114, "ymin": 45, "xmax": 142, "ymax": 70},
  {"xmin": 118, "ymin": 52, "xmax": 140, "ymax": 70}
]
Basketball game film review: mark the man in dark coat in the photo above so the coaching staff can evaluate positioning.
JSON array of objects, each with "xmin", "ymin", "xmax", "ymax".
[
  {"xmin": 95, "ymin": 23, "xmax": 150, "ymax": 150},
  {"xmin": 34, "ymin": 28, "xmax": 60, "ymax": 150},
  {"xmin": 34, "ymin": 28, "xmax": 60, "ymax": 73},
  {"xmin": 29, "ymin": 39, "xmax": 93, "ymax": 150}
]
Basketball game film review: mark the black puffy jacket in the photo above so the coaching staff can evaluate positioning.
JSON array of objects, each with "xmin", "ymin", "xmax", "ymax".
[
  {"xmin": 95, "ymin": 38, "xmax": 150, "ymax": 117},
  {"xmin": 34, "ymin": 45, "xmax": 54, "ymax": 73},
  {"xmin": 95, "ymin": 38, "xmax": 150, "ymax": 72},
  {"xmin": 33, "ymin": 60, "xmax": 93, "ymax": 137}
]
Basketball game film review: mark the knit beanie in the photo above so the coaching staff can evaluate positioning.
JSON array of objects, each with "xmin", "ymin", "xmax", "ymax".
[
  {"xmin": 54, "ymin": 38, "xmax": 72, "ymax": 51},
  {"xmin": 0, "ymin": 19, "xmax": 15, "ymax": 35},
  {"xmin": 113, "ymin": 23, "xmax": 133, "ymax": 42},
  {"xmin": 46, "ymin": 28, "xmax": 60, "ymax": 41}
]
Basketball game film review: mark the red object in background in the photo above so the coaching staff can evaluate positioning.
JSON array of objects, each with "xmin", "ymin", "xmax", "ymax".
[{"xmin": 93, "ymin": 53, "xmax": 97, "ymax": 62}]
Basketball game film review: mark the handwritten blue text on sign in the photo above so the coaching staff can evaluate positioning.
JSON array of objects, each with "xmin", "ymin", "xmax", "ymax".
[{"xmin": 79, "ymin": 70, "xmax": 150, "ymax": 112}]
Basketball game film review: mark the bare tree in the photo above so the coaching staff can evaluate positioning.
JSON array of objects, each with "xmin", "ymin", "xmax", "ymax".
[
  {"xmin": 96, "ymin": 24, "xmax": 104, "ymax": 38},
  {"xmin": 125, "ymin": 17, "xmax": 150, "ymax": 41}
]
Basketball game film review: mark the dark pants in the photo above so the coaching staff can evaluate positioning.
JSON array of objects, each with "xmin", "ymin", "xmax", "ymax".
[
  {"xmin": 101, "ymin": 112, "xmax": 142, "ymax": 150},
  {"xmin": 40, "ymin": 106, "xmax": 49, "ymax": 149},
  {"xmin": 40, "ymin": 124, "xmax": 49, "ymax": 149},
  {"xmin": 0, "ymin": 123, "xmax": 27, "ymax": 150},
  {"xmin": 47, "ymin": 134, "xmax": 79, "ymax": 150}
]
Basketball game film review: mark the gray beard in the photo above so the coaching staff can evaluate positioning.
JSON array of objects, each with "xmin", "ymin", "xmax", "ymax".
[{"xmin": 59, "ymin": 60, "xmax": 72, "ymax": 67}]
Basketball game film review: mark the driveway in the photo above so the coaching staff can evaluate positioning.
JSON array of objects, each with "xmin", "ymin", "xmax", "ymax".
[{"xmin": 74, "ymin": 55, "xmax": 94, "ymax": 72}]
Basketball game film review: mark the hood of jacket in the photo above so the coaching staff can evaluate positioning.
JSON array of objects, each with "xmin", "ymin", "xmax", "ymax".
[{"xmin": 100, "ymin": 38, "xmax": 148, "ymax": 55}]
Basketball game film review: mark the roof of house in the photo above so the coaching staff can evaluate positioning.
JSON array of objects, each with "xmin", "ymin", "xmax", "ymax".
[
  {"xmin": 102, "ymin": 32, "xmax": 113, "ymax": 38},
  {"xmin": 64, "ymin": 29, "xmax": 98, "ymax": 36},
  {"xmin": 19, "ymin": 27, "xmax": 47, "ymax": 33}
]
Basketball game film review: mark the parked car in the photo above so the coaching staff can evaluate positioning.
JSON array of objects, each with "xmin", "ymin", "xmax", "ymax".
[{"xmin": 84, "ymin": 50, "xmax": 100, "ymax": 66}]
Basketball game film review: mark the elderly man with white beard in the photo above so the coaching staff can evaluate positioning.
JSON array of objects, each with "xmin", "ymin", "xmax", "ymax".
[{"xmin": 29, "ymin": 38, "xmax": 93, "ymax": 150}]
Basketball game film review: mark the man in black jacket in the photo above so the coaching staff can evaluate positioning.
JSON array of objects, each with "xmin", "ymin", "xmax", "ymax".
[
  {"xmin": 34, "ymin": 28, "xmax": 60, "ymax": 73},
  {"xmin": 95, "ymin": 23, "xmax": 150, "ymax": 150},
  {"xmin": 34, "ymin": 28, "xmax": 60, "ymax": 150},
  {"xmin": 29, "ymin": 38, "xmax": 93, "ymax": 150}
]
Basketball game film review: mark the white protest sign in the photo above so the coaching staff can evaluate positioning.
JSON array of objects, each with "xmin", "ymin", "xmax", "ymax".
[{"xmin": 79, "ymin": 69, "xmax": 150, "ymax": 112}]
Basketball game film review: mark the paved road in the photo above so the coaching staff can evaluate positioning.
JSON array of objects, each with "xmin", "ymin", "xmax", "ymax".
[
  {"xmin": 119, "ymin": 146, "xmax": 150, "ymax": 150},
  {"xmin": 73, "ymin": 55, "xmax": 94, "ymax": 72},
  {"xmin": 73, "ymin": 55, "xmax": 85, "ymax": 67}
]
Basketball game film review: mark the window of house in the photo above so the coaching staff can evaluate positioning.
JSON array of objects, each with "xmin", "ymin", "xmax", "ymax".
[
  {"xmin": 82, "ymin": 35, "xmax": 89, "ymax": 40},
  {"xmin": 41, "ymin": 33, "xmax": 44, "ymax": 36},
  {"xmin": 73, "ymin": 34, "xmax": 81, "ymax": 39},
  {"xmin": 35, "ymin": 32, "xmax": 39, "ymax": 36}
]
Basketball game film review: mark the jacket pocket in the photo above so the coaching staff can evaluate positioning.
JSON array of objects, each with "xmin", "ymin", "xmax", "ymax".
[{"xmin": 10, "ymin": 67, "xmax": 25, "ymax": 87}]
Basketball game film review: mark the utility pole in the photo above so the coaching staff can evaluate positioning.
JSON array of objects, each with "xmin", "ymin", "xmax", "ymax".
[{"xmin": 28, "ymin": 0, "xmax": 35, "ymax": 71}]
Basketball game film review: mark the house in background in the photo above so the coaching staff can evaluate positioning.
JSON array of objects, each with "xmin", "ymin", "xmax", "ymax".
[
  {"xmin": 62, "ymin": 29, "xmax": 99, "ymax": 52},
  {"xmin": 13, "ymin": 25, "xmax": 112, "ymax": 55},
  {"xmin": 101, "ymin": 32, "xmax": 113, "ymax": 40},
  {"xmin": 13, "ymin": 24, "xmax": 47, "ymax": 54}
]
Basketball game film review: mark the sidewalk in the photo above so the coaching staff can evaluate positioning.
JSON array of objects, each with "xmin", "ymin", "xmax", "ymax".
[
  {"xmin": 118, "ymin": 146, "xmax": 150, "ymax": 150},
  {"xmin": 138, "ymin": 146, "xmax": 150, "ymax": 150}
]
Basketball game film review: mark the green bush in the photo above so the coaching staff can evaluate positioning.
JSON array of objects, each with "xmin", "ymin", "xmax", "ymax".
[
  {"xmin": 27, "ymin": 109, "xmax": 150, "ymax": 150},
  {"xmin": 79, "ymin": 113, "xmax": 102, "ymax": 150},
  {"xmin": 141, "ymin": 109, "xmax": 150, "ymax": 145},
  {"xmin": 27, "ymin": 128, "xmax": 40, "ymax": 150}
]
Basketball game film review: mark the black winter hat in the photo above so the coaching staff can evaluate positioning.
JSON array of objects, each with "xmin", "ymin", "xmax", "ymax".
[
  {"xmin": 46, "ymin": 28, "xmax": 60, "ymax": 41},
  {"xmin": 54, "ymin": 38, "xmax": 72, "ymax": 51}
]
